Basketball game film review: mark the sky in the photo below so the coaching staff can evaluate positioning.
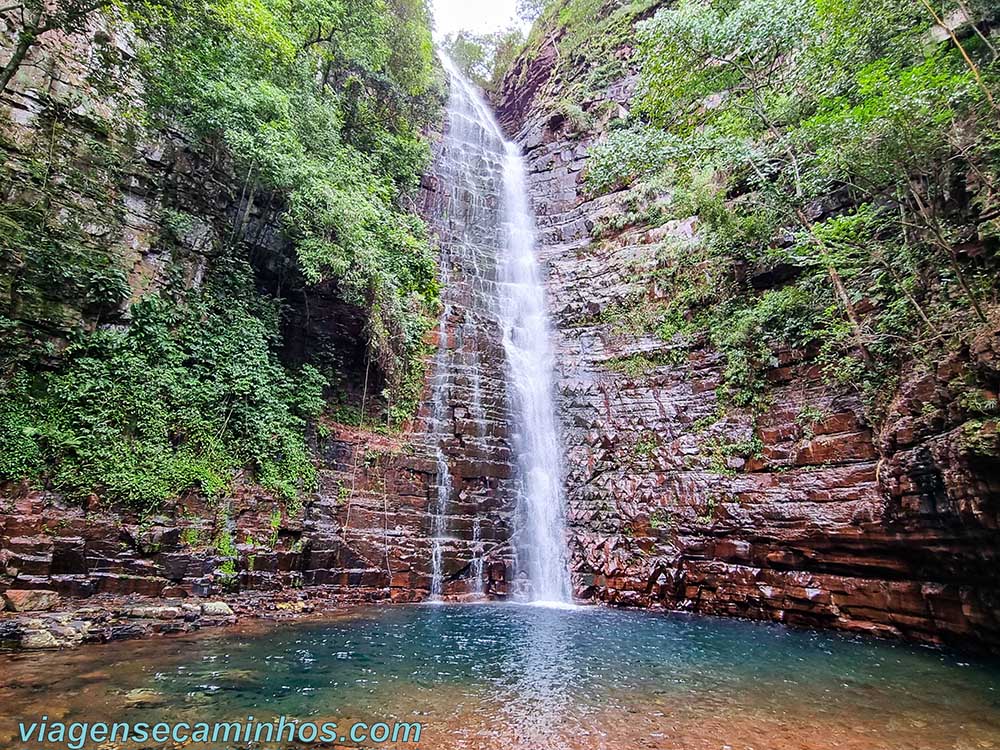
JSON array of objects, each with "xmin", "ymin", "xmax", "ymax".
[{"xmin": 431, "ymin": 0, "xmax": 525, "ymax": 38}]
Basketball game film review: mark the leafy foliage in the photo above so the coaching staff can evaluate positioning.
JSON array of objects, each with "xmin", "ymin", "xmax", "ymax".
[
  {"xmin": 0, "ymin": 259, "xmax": 324, "ymax": 509},
  {"xmin": 0, "ymin": 0, "xmax": 443, "ymax": 507},
  {"xmin": 441, "ymin": 27, "xmax": 527, "ymax": 91},
  {"xmin": 501, "ymin": 0, "xmax": 661, "ymax": 134},
  {"xmin": 586, "ymin": 126, "xmax": 685, "ymax": 194},
  {"xmin": 136, "ymin": 0, "xmax": 442, "ymax": 402},
  {"xmin": 583, "ymin": 0, "xmax": 1000, "ymax": 420},
  {"xmin": 517, "ymin": 0, "xmax": 551, "ymax": 22}
]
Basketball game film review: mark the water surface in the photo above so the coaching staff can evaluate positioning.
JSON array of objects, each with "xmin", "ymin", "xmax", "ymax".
[{"xmin": 2, "ymin": 604, "xmax": 999, "ymax": 749}]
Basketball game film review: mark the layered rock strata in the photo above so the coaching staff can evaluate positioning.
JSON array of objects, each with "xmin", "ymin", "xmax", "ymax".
[
  {"xmin": 414, "ymin": 100, "xmax": 519, "ymax": 597},
  {"xmin": 496, "ymin": 33, "xmax": 1000, "ymax": 649}
]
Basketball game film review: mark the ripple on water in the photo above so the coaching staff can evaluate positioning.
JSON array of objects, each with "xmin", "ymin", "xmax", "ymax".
[{"xmin": 1, "ymin": 604, "xmax": 999, "ymax": 750}]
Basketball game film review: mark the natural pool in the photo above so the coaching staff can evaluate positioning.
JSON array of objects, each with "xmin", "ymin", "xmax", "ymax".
[{"xmin": 2, "ymin": 603, "xmax": 999, "ymax": 750}]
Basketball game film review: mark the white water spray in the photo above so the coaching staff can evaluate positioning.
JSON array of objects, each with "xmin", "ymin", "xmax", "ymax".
[
  {"xmin": 425, "ymin": 58, "xmax": 505, "ymax": 600},
  {"xmin": 498, "ymin": 142, "xmax": 573, "ymax": 605}
]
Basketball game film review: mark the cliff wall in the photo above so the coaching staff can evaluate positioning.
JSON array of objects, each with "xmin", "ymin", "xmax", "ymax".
[
  {"xmin": 496, "ymin": 4, "xmax": 1000, "ymax": 649},
  {"xmin": 0, "ymin": 10, "xmax": 513, "ymax": 619},
  {"xmin": 4, "ymin": 0, "xmax": 1000, "ymax": 655}
]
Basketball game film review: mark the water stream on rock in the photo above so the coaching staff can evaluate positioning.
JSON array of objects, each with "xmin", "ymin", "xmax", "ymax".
[
  {"xmin": 429, "ymin": 58, "xmax": 571, "ymax": 603},
  {"xmin": 424, "ymin": 60, "xmax": 503, "ymax": 600}
]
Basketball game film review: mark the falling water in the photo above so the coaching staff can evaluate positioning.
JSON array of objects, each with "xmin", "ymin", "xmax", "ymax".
[
  {"xmin": 498, "ymin": 142, "xmax": 573, "ymax": 605},
  {"xmin": 425, "ymin": 57, "xmax": 507, "ymax": 599},
  {"xmin": 429, "ymin": 56, "xmax": 572, "ymax": 604},
  {"xmin": 428, "ymin": 254, "xmax": 454, "ymax": 600},
  {"xmin": 471, "ymin": 517, "xmax": 485, "ymax": 597}
]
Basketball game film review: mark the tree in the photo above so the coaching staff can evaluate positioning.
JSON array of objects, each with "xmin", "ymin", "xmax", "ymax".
[
  {"xmin": 638, "ymin": 0, "xmax": 878, "ymax": 359},
  {"xmin": 517, "ymin": 0, "xmax": 548, "ymax": 22},
  {"xmin": 135, "ymin": 0, "xmax": 441, "ymax": 409},
  {"xmin": 586, "ymin": 0, "xmax": 999, "ymax": 415},
  {"xmin": 801, "ymin": 55, "xmax": 992, "ymax": 323},
  {"xmin": 441, "ymin": 26, "xmax": 525, "ymax": 91},
  {"xmin": 0, "ymin": 0, "xmax": 445, "ymax": 503},
  {"xmin": 441, "ymin": 31, "xmax": 491, "ymax": 85}
]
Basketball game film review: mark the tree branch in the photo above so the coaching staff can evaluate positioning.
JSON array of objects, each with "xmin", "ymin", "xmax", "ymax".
[
  {"xmin": 919, "ymin": 0, "xmax": 1000, "ymax": 118},
  {"xmin": 39, "ymin": 0, "xmax": 113, "ymax": 33}
]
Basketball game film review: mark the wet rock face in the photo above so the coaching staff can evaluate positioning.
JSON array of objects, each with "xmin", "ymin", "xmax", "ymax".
[
  {"xmin": 0, "ymin": 13, "xmax": 405, "ymax": 609},
  {"xmin": 2, "ymin": 589, "xmax": 60, "ymax": 612},
  {"xmin": 498, "ymin": 44, "xmax": 1000, "ymax": 649},
  {"xmin": 410, "ymin": 97, "xmax": 520, "ymax": 599},
  {"xmin": 3, "ymin": 11, "xmax": 998, "ymax": 646},
  {"xmin": 0, "ymin": 420, "xmax": 512, "ymax": 606}
]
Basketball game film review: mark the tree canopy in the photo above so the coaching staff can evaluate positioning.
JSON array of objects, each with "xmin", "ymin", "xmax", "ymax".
[
  {"xmin": 441, "ymin": 26, "xmax": 527, "ymax": 91},
  {"xmin": 0, "ymin": 0, "xmax": 443, "ymax": 507}
]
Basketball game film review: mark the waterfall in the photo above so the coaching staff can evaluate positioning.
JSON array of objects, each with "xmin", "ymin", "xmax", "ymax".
[
  {"xmin": 498, "ymin": 142, "xmax": 573, "ymax": 605},
  {"xmin": 429, "ymin": 56, "xmax": 572, "ymax": 604}
]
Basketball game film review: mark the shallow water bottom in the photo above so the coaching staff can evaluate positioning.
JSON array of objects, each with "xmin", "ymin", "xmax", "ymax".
[{"xmin": 2, "ymin": 603, "xmax": 999, "ymax": 750}]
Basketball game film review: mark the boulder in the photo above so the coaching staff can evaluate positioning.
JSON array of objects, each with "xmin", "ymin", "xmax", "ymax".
[
  {"xmin": 21, "ymin": 630, "xmax": 61, "ymax": 649},
  {"xmin": 3, "ymin": 589, "xmax": 60, "ymax": 612},
  {"xmin": 126, "ymin": 605, "xmax": 181, "ymax": 620},
  {"xmin": 200, "ymin": 601, "xmax": 234, "ymax": 616}
]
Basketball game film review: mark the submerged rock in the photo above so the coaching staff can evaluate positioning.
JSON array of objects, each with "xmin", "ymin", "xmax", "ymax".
[{"xmin": 123, "ymin": 688, "xmax": 167, "ymax": 707}]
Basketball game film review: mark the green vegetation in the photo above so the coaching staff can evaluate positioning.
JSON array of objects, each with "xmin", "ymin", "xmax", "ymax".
[
  {"xmin": 704, "ymin": 435, "xmax": 765, "ymax": 476},
  {"xmin": 605, "ymin": 350, "xmax": 686, "ymax": 377},
  {"xmin": 796, "ymin": 406, "xmax": 827, "ymax": 438},
  {"xmin": 268, "ymin": 508, "xmax": 282, "ymax": 547},
  {"xmin": 649, "ymin": 507, "xmax": 672, "ymax": 531},
  {"xmin": 587, "ymin": 127, "xmax": 683, "ymax": 196},
  {"xmin": 0, "ymin": 260, "xmax": 324, "ymax": 508},
  {"xmin": 181, "ymin": 524, "xmax": 206, "ymax": 548},
  {"xmin": 441, "ymin": 27, "xmax": 527, "ymax": 91},
  {"xmin": 214, "ymin": 521, "xmax": 239, "ymax": 583},
  {"xmin": 444, "ymin": 0, "xmax": 660, "ymax": 110},
  {"xmin": 634, "ymin": 433, "xmax": 659, "ymax": 460},
  {"xmin": 696, "ymin": 496, "xmax": 718, "ymax": 525},
  {"xmin": 136, "ymin": 0, "xmax": 442, "ymax": 411},
  {"xmin": 523, "ymin": 0, "xmax": 662, "ymax": 110},
  {"xmin": 0, "ymin": 0, "xmax": 442, "ymax": 509},
  {"xmin": 582, "ymin": 0, "xmax": 1000, "ymax": 422},
  {"xmin": 337, "ymin": 483, "xmax": 352, "ymax": 505},
  {"xmin": 439, "ymin": 0, "xmax": 563, "ymax": 94}
]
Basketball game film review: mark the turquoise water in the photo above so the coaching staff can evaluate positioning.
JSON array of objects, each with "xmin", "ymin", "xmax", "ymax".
[{"xmin": 2, "ymin": 604, "xmax": 1000, "ymax": 749}]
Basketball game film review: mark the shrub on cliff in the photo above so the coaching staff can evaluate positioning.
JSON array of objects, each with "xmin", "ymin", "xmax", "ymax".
[
  {"xmin": 0, "ymin": 258, "xmax": 324, "ymax": 508},
  {"xmin": 585, "ymin": 0, "xmax": 1000, "ymax": 418},
  {"xmin": 0, "ymin": 0, "xmax": 442, "ymax": 507},
  {"xmin": 135, "ymin": 0, "xmax": 443, "ymax": 409}
]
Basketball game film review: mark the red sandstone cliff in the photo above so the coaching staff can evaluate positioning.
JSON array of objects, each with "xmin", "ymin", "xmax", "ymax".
[{"xmin": 494, "ymin": 4, "xmax": 1000, "ymax": 650}]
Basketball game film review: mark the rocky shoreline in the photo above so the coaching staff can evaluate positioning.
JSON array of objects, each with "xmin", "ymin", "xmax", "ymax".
[{"xmin": 0, "ymin": 587, "xmax": 377, "ymax": 651}]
